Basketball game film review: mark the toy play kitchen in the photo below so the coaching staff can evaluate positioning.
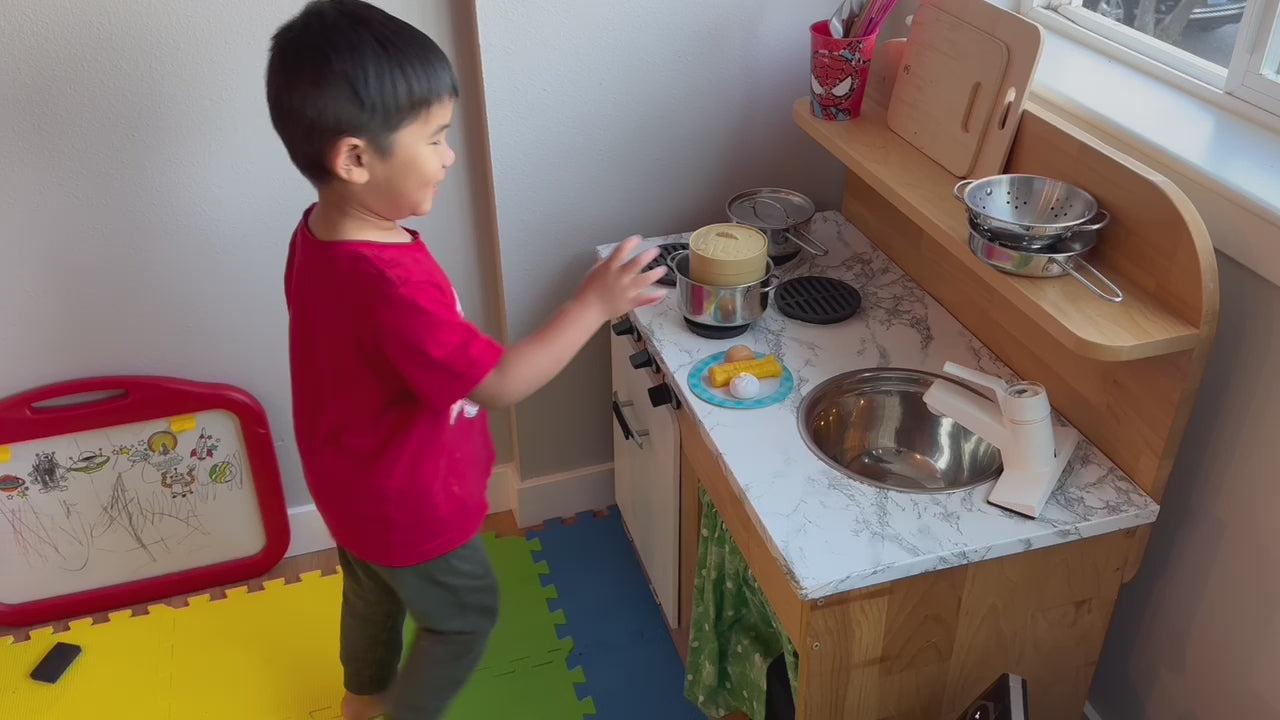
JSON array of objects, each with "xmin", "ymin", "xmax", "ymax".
[{"xmin": 607, "ymin": 0, "xmax": 1219, "ymax": 717}]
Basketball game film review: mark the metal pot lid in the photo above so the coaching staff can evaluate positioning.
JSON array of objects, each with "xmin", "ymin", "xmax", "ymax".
[{"xmin": 726, "ymin": 188, "xmax": 816, "ymax": 230}]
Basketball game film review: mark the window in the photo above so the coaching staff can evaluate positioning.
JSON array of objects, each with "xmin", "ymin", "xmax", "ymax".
[{"xmin": 1021, "ymin": 0, "xmax": 1280, "ymax": 117}]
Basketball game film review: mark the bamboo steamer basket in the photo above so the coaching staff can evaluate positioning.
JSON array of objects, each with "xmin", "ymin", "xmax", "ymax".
[{"xmin": 688, "ymin": 223, "xmax": 769, "ymax": 287}]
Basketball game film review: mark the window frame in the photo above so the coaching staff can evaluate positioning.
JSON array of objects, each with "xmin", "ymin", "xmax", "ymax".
[
  {"xmin": 1224, "ymin": 0, "xmax": 1280, "ymax": 115},
  {"xmin": 1017, "ymin": 0, "xmax": 1280, "ymax": 123}
]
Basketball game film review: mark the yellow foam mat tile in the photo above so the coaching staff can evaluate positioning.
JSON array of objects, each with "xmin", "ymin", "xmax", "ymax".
[
  {"xmin": 168, "ymin": 573, "xmax": 345, "ymax": 719},
  {"xmin": 1, "ymin": 608, "xmax": 172, "ymax": 719},
  {"xmin": 1, "ymin": 572, "xmax": 347, "ymax": 720}
]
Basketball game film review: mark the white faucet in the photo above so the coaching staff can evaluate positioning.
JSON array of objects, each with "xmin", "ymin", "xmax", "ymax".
[{"xmin": 921, "ymin": 362, "xmax": 1080, "ymax": 518}]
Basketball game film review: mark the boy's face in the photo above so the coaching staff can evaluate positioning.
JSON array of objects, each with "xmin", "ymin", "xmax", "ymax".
[{"xmin": 347, "ymin": 99, "xmax": 457, "ymax": 221}]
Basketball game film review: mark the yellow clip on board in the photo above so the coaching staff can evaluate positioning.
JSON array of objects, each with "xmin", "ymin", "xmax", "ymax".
[
  {"xmin": 169, "ymin": 415, "xmax": 197, "ymax": 433},
  {"xmin": 0, "ymin": 446, "xmax": 9, "ymax": 464}
]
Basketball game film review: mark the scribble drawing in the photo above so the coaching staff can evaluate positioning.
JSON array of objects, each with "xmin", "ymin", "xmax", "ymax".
[
  {"xmin": 97, "ymin": 472, "xmax": 159, "ymax": 563},
  {"xmin": 29, "ymin": 452, "xmax": 69, "ymax": 493},
  {"xmin": 1, "ymin": 410, "xmax": 265, "ymax": 600}
]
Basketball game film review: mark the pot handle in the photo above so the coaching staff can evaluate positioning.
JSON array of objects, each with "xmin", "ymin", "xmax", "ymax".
[
  {"xmin": 1074, "ymin": 209, "xmax": 1111, "ymax": 233},
  {"xmin": 1056, "ymin": 258, "xmax": 1124, "ymax": 303},
  {"xmin": 666, "ymin": 249, "xmax": 687, "ymax": 275},
  {"xmin": 953, "ymin": 179, "xmax": 977, "ymax": 202},
  {"xmin": 783, "ymin": 227, "xmax": 829, "ymax": 257}
]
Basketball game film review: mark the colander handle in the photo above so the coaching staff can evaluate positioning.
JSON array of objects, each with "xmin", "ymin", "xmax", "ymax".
[
  {"xmin": 1073, "ymin": 209, "xmax": 1110, "ymax": 233},
  {"xmin": 953, "ymin": 179, "xmax": 977, "ymax": 202}
]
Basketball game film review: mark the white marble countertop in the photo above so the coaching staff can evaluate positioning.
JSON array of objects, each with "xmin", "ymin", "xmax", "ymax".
[{"xmin": 599, "ymin": 211, "xmax": 1159, "ymax": 600}]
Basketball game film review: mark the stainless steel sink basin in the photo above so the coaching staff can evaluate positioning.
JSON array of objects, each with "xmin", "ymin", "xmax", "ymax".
[{"xmin": 798, "ymin": 368, "xmax": 1003, "ymax": 493}]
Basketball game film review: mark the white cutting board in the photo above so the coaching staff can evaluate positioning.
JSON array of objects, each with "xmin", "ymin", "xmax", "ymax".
[{"xmin": 888, "ymin": 3, "xmax": 1010, "ymax": 177}]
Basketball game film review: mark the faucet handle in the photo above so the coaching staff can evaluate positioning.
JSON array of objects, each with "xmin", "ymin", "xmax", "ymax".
[
  {"xmin": 941, "ymin": 362, "xmax": 1051, "ymax": 424},
  {"xmin": 940, "ymin": 362, "xmax": 1008, "ymax": 397}
]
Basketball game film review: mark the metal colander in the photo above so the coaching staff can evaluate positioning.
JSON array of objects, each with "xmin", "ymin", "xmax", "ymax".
[{"xmin": 954, "ymin": 174, "xmax": 1110, "ymax": 247}]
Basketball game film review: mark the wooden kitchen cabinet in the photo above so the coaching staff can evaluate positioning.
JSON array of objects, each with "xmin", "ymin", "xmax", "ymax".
[{"xmin": 676, "ymin": 407, "xmax": 1142, "ymax": 720}]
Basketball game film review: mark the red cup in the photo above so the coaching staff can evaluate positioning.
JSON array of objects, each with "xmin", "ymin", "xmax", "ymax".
[{"xmin": 809, "ymin": 21, "xmax": 878, "ymax": 121}]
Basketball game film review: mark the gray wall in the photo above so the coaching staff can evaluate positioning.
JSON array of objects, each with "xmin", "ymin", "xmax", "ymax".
[
  {"xmin": 0, "ymin": 0, "xmax": 511, "ymax": 508},
  {"xmin": 1089, "ymin": 252, "xmax": 1280, "ymax": 719},
  {"xmin": 474, "ymin": 0, "xmax": 847, "ymax": 478}
]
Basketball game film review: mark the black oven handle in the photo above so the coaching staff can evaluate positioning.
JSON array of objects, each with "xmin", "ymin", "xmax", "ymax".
[{"xmin": 611, "ymin": 392, "xmax": 647, "ymax": 449}]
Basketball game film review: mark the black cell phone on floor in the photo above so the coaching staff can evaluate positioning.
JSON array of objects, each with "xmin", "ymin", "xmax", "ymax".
[{"xmin": 29, "ymin": 641, "xmax": 81, "ymax": 684}]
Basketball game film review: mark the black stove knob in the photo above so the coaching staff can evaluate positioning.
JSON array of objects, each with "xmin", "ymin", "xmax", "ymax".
[
  {"xmin": 611, "ymin": 317, "xmax": 635, "ymax": 337},
  {"xmin": 629, "ymin": 349, "xmax": 655, "ymax": 370},
  {"xmin": 648, "ymin": 382, "xmax": 678, "ymax": 409}
]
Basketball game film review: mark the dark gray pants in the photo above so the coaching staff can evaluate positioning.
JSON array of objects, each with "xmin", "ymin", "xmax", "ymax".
[{"xmin": 338, "ymin": 536, "xmax": 499, "ymax": 720}]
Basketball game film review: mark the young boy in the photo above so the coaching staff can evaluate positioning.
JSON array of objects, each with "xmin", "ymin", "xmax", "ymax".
[{"xmin": 266, "ymin": 2, "xmax": 666, "ymax": 718}]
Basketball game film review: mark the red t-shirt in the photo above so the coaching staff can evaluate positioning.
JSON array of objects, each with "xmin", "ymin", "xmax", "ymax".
[{"xmin": 284, "ymin": 208, "xmax": 503, "ymax": 567}]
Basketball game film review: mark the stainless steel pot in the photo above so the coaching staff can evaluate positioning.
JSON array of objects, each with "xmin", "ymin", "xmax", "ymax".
[
  {"xmin": 954, "ymin": 174, "xmax": 1110, "ymax": 248},
  {"xmin": 726, "ymin": 188, "xmax": 829, "ymax": 261},
  {"xmin": 667, "ymin": 250, "xmax": 779, "ymax": 328},
  {"xmin": 968, "ymin": 224, "xmax": 1124, "ymax": 303}
]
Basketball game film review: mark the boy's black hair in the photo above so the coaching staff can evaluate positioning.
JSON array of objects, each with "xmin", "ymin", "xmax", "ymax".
[{"xmin": 266, "ymin": 0, "xmax": 459, "ymax": 184}]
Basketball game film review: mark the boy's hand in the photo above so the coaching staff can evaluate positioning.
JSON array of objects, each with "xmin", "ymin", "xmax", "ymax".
[{"xmin": 576, "ymin": 236, "xmax": 668, "ymax": 322}]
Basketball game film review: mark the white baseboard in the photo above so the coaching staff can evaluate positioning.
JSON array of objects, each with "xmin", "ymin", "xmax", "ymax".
[
  {"xmin": 284, "ymin": 463, "xmax": 519, "ymax": 558},
  {"xmin": 285, "ymin": 503, "xmax": 334, "ymax": 558},
  {"xmin": 486, "ymin": 463, "xmax": 517, "ymax": 513},
  {"xmin": 1084, "ymin": 702, "xmax": 1102, "ymax": 720},
  {"xmin": 513, "ymin": 462, "xmax": 615, "ymax": 528}
]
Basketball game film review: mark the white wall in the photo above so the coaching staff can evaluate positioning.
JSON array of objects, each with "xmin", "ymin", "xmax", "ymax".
[
  {"xmin": 475, "ymin": 0, "xmax": 847, "ymax": 479},
  {"xmin": 0, "ymin": 0, "xmax": 509, "ymax": 509}
]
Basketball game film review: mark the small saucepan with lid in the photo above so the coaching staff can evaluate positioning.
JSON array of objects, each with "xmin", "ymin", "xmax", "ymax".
[
  {"xmin": 955, "ymin": 174, "xmax": 1111, "ymax": 248},
  {"xmin": 726, "ymin": 188, "xmax": 829, "ymax": 266}
]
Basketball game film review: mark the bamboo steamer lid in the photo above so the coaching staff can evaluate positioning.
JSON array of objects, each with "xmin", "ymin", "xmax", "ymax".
[{"xmin": 688, "ymin": 223, "xmax": 768, "ymax": 286}]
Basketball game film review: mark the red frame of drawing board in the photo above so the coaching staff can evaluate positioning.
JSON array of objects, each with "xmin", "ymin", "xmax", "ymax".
[{"xmin": 0, "ymin": 376, "xmax": 290, "ymax": 627}]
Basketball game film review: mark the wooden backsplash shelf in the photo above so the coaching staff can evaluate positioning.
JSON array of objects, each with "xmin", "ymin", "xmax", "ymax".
[{"xmin": 793, "ymin": 98, "xmax": 1199, "ymax": 362}]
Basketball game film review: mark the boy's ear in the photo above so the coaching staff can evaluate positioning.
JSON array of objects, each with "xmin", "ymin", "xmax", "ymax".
[{"xmin": 328, "ymin": 136, "xmax": 371, "ymax": 184}]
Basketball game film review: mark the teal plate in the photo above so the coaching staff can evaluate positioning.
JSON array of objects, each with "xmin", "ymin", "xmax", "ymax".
[{"xmin": 687, "ymin": 351, "xmax": 795, "ymax": 410}]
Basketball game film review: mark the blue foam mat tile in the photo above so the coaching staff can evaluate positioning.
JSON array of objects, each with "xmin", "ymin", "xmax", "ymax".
[{"xmin": 528, "ymin": 507, "xmax": 704, "ymax": 720}]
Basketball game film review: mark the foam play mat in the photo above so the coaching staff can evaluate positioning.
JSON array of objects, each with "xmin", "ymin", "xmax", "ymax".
[
  {"xmin": 529, "ymin": 509, "xmax": 703, "ymax": 720},
  {"xmin": 1, "ymin": 533, "xmax": 593, "ymax": 719}
]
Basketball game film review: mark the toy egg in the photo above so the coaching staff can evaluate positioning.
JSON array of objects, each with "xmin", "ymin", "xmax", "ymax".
[{"xmin": 729, "ymin": 373, "xmax": 761, "ymax": 400}]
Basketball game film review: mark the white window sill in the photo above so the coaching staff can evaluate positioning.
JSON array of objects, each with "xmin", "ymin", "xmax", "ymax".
[{"xmin": 1009, "ymin": 6, "xmax": 1280, "ymax": 284}]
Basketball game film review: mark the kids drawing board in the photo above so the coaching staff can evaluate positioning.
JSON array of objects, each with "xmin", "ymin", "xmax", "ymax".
[{"xmin": 0, "ymin": 377, "xmax": 289, "ymax": 626}]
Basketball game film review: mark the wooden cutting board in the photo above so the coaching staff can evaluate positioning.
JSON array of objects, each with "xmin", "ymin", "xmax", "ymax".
[
  {"xmin": 887, "ymin": 3, "xmax": 1009, "ymax": 177},
  {"xmin": 888, "ymin": 0, "xmax": 1043, "ymax": 178}
]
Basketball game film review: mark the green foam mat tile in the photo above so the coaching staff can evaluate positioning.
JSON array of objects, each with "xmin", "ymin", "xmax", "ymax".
[
  {"xmin": 403, "ymin": 533, "xmax": 568, "ymax": 671},
  {"xmin": 446, "ymin": 656, "xmax": 595, "ymax": 720}
]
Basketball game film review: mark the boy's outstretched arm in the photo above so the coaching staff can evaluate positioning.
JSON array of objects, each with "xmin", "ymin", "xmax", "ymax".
[{"xmin": 469, "ymin": 237, "xmax": 666, "ymax": 410}]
